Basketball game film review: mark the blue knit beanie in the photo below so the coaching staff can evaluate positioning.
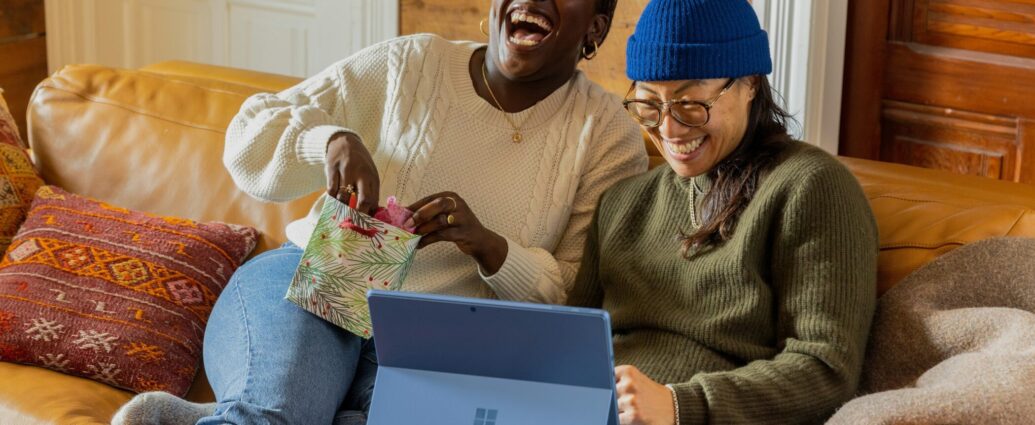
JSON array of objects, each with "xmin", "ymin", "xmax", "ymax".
[{"xmin": 626, "ymin": 0, "xmax": 773, "ymax": 81}]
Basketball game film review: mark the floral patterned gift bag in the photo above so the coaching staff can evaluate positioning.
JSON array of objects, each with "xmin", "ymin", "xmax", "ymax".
[{"xmin": 286, "ymin": 194, "xmax": 420, "ymax": 338}]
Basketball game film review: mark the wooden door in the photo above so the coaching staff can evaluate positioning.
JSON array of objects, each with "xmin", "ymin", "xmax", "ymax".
[{"xmin": 841, "ymin": 0, "xmax": 1035, "ymax": 184}]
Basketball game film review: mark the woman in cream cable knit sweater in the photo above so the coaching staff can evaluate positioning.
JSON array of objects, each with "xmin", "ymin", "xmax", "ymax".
[{"xmin": 113, "ymin": 1, "xmax": 646, "ymax": 424}]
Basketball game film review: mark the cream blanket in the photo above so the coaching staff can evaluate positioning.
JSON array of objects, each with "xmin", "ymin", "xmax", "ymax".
[{"xmin": 828, "ymin": 237, "xmax": 1035, "ymax": 424}]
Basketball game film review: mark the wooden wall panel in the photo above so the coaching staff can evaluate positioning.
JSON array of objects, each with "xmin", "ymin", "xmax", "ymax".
[
  {"xmin": 400, "ymin": 0, "xmax": 486, "ymax": 43},
  {"xmin": 914, "ymin": 0, "xmax": 1035, "ymax": 59},
  {"xmin": 880, "ymin": 100, "xmax": 1019, "ymax": 180},
  {"xmin": 0, "ymin": 0, "xmax": 45, "ymax": 39},
  {"xmin": 890, "ymin": 0, "xmax": 917, "ymax": 41},
  {"xmin": 0, "ymin": 0, "xmax": 47, "ymax": 140},
  {"xmin": 0, "ymin": 38, "xmax": 47, "ymax": 141},
  {"xmin": 881, "ymin": 43, "xmax": 1035, "ymax": 183},
  {"xmin": 884, "ymin": 42, "xmax": 1035, "ymax": 118},
  {"xmin": 400, "ymin": 0, "xmax": 649, "ymax": 96},
  {"xmin": 843, "ymin": 0, "xmax": 1035, "ymax": 185},
  {"xmin": 1021, "ymin": 120, "xmax": 1035, "ymax": 183}
]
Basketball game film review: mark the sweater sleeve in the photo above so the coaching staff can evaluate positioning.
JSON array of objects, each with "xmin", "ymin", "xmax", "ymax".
[
  {"xmin": 223, "ymin": 40, "xmax": 391, "ymax": 203},
  {"xmin": 670, "ymin": 162, "xmax": 879, "ymax": 425},
  {"xmin": 565, "ymin": 201, "xmax": 604, "ymax": 308},
  {"xmin": 480, "ymin": 109, "xmax": 648, "ymax": 304}
]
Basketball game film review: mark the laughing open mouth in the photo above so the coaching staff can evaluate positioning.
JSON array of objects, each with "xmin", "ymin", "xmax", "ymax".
[{"xmin": 507, "ymin": 9, "xmax": 554, "ymax": 47}]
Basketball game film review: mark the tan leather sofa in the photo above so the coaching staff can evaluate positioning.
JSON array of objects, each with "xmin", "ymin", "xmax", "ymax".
[{"xmin": 2, "ymin": 61, "xmax": 1034, "ymax": 424}]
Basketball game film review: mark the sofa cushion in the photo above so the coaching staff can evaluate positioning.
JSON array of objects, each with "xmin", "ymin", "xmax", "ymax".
[
  {"xmin": 0, "ymin": 89, "xmax": 45, "ymax": 254},
  {"xmin": 0, "ymin": 362, "xmax": 133, "ymax": 424},
  {"xmin": 0, "ymin": 186, "xmax": 257, "ymax": 396},
  {"xmin": 0, "ymin": 362, "xmax": 217, "ymax": 425}
]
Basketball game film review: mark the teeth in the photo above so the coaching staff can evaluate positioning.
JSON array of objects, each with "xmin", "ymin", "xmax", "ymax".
[
  {"xmin": 667, "ymin": 137, "xmax": 705, "ymax": 155},
  {"xmin": 510, "ymin": 11, "xmax": 552, "ymax": 32},
  {"xmin": 509, "ymin": 36, "xmax": 540, "ymax": 46}
]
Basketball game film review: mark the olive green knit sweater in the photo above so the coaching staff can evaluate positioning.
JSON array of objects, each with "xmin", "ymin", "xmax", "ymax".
[{"xmin": 569, "ymin": 142, "xmax": 878, "ymax": 424}]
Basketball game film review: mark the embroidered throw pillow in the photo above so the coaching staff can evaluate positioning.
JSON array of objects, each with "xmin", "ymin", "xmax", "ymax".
[
  {"xmin": 0, "ymin": 89, "xmax": 45, "ymax": 252},
  {"xmin": 0, "ymin": 186, "xmax": 258, "ymax": 395}
]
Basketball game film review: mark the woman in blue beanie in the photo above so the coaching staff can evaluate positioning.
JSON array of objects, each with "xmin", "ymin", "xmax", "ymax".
[{"xmin": 568, "ymin": 0, "xmax": 879, "ymax": 424}]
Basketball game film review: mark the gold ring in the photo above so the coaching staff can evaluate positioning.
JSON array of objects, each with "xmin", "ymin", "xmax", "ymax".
[
  {"xmin": 446, "ymin": 214, "xmax": 456, "ymax": 225},
  {"xmin": 445, "ymin": 196, "xmax": 458, "ymax": 212}
]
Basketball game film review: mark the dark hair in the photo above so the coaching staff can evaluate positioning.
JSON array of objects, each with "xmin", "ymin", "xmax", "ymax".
[{"xmin": 679, "ymin": 76, "xmax": 794, "ymax": 258}]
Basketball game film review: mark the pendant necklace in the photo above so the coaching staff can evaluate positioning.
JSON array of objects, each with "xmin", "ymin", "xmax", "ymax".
[{"xmin": 481, "ymin": 60, "xmax": 525, "ymax": 143}]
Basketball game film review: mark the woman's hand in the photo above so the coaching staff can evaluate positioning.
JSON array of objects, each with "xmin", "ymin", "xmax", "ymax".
[
  {"xmin": 326, "ymin": 132, "xmax": 380, "ymax": 214},
  {"xmin": 615, "ymin": 365, "xmax": 677, "ymax": 425},
  {"xmin": 405, "ymin": 192, "xmax": 508, "ymax": 275}
]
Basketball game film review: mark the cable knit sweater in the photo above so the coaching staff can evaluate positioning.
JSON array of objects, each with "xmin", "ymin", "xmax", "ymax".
[
  {"xmin": 223, "ymin": 34, "xmax": 648, "ymax": 303},
  {"xmin": 569, "ymin": 142, "xmax": 878, "ymax": 424}
]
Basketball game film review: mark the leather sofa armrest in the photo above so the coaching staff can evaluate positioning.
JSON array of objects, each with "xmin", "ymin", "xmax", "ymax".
[{"xmin": 839, "ymin": 156, "xmax": 1035, "ymax": 295}]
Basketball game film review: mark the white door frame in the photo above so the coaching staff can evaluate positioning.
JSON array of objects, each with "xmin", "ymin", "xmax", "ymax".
[{"xmin": 754, "ymin": 0, "xmax": 849, "ymax": 155}]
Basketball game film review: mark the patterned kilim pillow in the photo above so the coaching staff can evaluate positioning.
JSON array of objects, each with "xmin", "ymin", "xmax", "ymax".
[
  {"xmin": 0, "ymin": 186, "xmax": 258, "ymax": 395},
  {"xmin": 0, "ymin": 89, "xmax": 44, "ymax": 252}
]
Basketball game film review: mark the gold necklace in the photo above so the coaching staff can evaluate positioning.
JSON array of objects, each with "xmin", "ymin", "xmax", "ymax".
[
  {"xmin": 481, "ymin": 61, "xmax": 523, "ymax": 143},
  {"xmin": 690, "ymin": 178, "xmax": 702, "ymax": 228}
]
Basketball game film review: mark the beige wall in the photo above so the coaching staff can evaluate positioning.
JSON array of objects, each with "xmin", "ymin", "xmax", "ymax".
[
  {"xmin": 44, "ymin": 0, "xmax": 397, "ymax": 78},
  {"xmin": 400, "ymin": 0, "xmax": 649, "ymax": 97}
]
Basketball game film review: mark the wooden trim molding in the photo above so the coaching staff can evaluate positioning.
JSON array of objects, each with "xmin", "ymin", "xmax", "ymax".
[
  {"xmin": 754, "ymin": 0, "xmax": 849, "ymax": 154},
  {"xmin": 804, "ymin": 0, "xmax": 849, "ymax": 155},
  {"xmin": 839, "ymin": 0, "xmax": 892, "ymax": 159},
  {"xmin": 45, "ymin": 0, "xmax": 98, "ymax": 74},
  {"xmin": 315, "ymin": 0, "xmax": 398, "ymax": 73}
]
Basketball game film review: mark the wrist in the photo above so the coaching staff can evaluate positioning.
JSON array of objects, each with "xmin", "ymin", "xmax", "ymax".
[
  {"xmin": 301, "ymin": 125, "xmax": 351, "ymax": 165},
  {"xmin": 474, "ymin": 232, "xmax": 508, "ymax": 275},
  {"xmin": 328, "ymin": 131, "xmax": 362, "ymax": 150}
]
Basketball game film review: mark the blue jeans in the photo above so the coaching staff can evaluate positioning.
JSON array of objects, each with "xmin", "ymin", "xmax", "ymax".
[{"xmin": 199, "ymin": 244, "xmax": 377, "ymax": 425}]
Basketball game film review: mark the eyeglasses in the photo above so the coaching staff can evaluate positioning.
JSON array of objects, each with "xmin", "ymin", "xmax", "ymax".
[{"xmin": 622, "ymin": 79, "xmax": 737, "ymax": 128}]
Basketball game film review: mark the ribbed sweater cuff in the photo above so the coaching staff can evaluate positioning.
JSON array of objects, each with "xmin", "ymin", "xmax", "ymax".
[
  {"xmin": 479, "ymin": 237, "xmax": 543, "ymax": 301},
  {"xmin": 671, "ymin": 383, "xmax": 708, "ymax": 425},
  {"xmin": 297, "ymin": 125, "xmax": 354, "ymax": 165}
]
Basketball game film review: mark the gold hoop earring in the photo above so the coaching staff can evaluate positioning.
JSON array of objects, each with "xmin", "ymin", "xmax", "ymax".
[
  {"xmin": 582, "ymin": 40, "xmax": 600, "ymax": 60},
  {"xmin": 480, "ymin": 18, "xmax": 490, "ymax": 37}
]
